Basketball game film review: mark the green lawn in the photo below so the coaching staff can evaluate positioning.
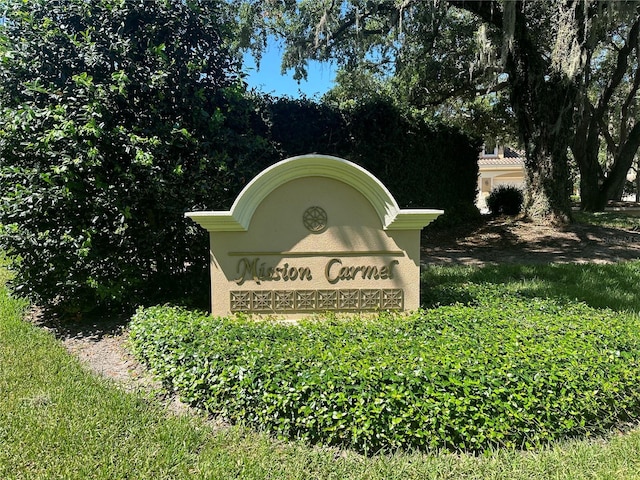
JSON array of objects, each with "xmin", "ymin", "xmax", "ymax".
[
  {"xmin": 422, "ymin": 260, "xmax": 640, "ymax": 313},
  {"xmin": 3, "ymin": 258, "xmax": 640, "ymax": 478},
  {"xmin": 575, "ymin": 210, "xmax": 640, "ymax": 230}
]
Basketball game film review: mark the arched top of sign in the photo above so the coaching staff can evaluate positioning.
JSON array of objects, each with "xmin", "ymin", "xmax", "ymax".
[{"xmin": 186, "ymin": 155, "xmax": 442, "ymax": 231}]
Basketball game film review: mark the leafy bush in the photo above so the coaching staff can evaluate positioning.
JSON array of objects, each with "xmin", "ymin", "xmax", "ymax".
[
  {"xmin": 0, "ymin": 0, "xmax": 272, "ymax": 314},
  {"xmin": 486, "ymin": 185, "xmax": 525, "ymax": 216},
  {"xmin": 129, "ymin": 299, "xmax": 640, "ymax": 454}
]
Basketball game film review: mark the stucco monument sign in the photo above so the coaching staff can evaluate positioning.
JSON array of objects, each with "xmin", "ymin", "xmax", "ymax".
[{"xmin": 186, "ymin": 155, "xmax": 443, "ymax": 318}]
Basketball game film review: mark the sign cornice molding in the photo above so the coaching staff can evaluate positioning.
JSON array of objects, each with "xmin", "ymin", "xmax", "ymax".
[{"xmin": 186, "ymin": 155, "xmax": 443, "ymax": 231}]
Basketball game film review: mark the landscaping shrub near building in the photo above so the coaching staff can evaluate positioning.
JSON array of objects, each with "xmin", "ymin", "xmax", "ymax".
[
  {"xmin": 486, "ymin": 185, "xmax": 524, "ymax": 216},
  {"xmin": 129, "ymin": 297, "xmax": 640, "ymax": 454}
]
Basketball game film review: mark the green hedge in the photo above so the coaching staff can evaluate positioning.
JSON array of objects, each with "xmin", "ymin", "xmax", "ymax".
[
  {"xmin": 262, "ymin": 97, "xmax": 481, "ymax": 212},
  {"xmin": 129, "ymin": 299, "xmax": 640, "ymax": 454}
]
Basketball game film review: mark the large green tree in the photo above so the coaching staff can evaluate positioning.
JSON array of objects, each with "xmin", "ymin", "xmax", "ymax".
[
  {"xmin": 321, "ymin": 7, "xmax": 518, "ymax": 147},
  {"xmin": 240, "ymin": 0, "xmax": 639, "ymax": 222},
  {"xmin": 572, "ymin": 13, "xmax": 640, "ymax": 211},
  {"xmin": 0, "ymin": 0, "xmax": 270, "ymax": 314}
]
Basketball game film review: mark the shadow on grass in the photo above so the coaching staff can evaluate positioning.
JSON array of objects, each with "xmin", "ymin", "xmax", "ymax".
[{"xmin": 422, "ymin": 260, "xmax": 640, "ymax": 313}]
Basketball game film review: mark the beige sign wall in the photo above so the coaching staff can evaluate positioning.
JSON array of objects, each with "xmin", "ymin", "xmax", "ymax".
[{"xmin": 187, "ymin": 155, "xmax": 442, "ymax": 318}]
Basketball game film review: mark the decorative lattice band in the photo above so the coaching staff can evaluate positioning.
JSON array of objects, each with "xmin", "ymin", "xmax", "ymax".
[{"xmin": 230, "ymin": 289, "xmax": 404, "ymax": 312}]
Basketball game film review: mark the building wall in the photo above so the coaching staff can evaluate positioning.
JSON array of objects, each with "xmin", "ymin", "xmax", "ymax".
[{"xmin": 476, "ymin": 149, "xmax": 526, "ymax": 212}]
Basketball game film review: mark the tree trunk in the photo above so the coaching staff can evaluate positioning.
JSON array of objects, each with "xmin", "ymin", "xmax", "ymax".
[
  {"xmin": 636, "ymin": 165, "xmax": 640, "ymax": 203},
  {"xmin": 521, "ymin": 126, "xmax": 573, "ymax": 223},
  {"xmin": 611, "ymin": 180, "xmax": 625, "ymax": 202},
  {"xmin": 505, "ymin": 3, "xmax": 574, "ymax": 223},
  {"xmin": 576, "ymin": 120, "xmax": 640, "ymax": 210},
  {"xmin": 575, "ymin": 127, "xmax": 639, "ymax": 209},
  {"xmin": 579, "ymin": 172, "xmax": 608, "ymax": 211},
  {"xmin": 603, "ymin": 122, "xmax": 640, "ymax": 201},
  {"xmin": 448, "ymin": 0, "xmax": 575, "ymax": 223},
  {"xmin": 573, "ymin": 11, "xmax": 640, "ymax": 210},
  {"xmin": 571, "ymin": 97, "xmax": 607, "ymax": 212}
]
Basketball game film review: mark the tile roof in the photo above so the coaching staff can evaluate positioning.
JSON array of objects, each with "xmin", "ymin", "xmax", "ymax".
[
  {"xmin": 478, "ymin": 157, "xmax": 524, "ymax": 166},
  {"xmin": 503, "ymin": 147, "xmax": 525, "ymax": 159},
  {"xmin": 478, "ymin": 146, "xmax": 525, "ymax": 166}
]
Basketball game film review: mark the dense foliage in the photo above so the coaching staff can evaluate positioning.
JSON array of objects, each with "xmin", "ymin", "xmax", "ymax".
[
  {"xmin": 129, "ymin": 297, "xmax": 640, "ymax": 454},
  {"xmin": 263, "ymin": 96, "xmax": 481, "ymax": 213},
  {"xmin": 486, "ymin": 185, "xmax": 524, "ymax": 216},
  {"xmin": 0, "ymin": 0, "xmax": 271, "ymax": 314},
  {"xmin": 571, "ymin": 11, "xmax": 640, "ymax": 210},
  {"xmin": 240, "ymin": 1, "xmax": 640, "ymax": 220},
  {"xmin": 0, "ymin": 0, "xmax": 480, "ymax": 315}
]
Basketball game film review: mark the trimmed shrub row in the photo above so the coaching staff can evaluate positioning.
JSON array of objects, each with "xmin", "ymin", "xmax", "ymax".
[{"xmin": 129, "ymin": 297, "xmax": 640, "ymax": 454}]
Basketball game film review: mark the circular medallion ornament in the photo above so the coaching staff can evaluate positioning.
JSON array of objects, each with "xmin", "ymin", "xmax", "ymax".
[{"xmin": 303, "ymin": 206, "xmax": 328, "ymax": 233}]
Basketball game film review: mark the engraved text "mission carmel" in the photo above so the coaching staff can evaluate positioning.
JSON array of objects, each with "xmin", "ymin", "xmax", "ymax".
[
  {"xmin": 234, "ymin": 258, "xmax": 312, "ymax": 286},
  {"xmin": 324, "ymin": 258, "xmax": 399, "ymax": 284},
  {"xmin": 233, "ymin": 257, "xmax": 400, "ymax": 286}
]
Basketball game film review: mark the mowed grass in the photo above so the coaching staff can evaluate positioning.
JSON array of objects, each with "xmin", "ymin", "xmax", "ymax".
[
  {"xmin": 3, "ymin": 259, "xmax": 640, "ymax": 478},
  {"xmin": 575, "ymin": 210, "xmax": 640, "ymax": 229},
  {"xmin": 423, "ymin": 260, "xmax": 640, "ymax": 314},
  {"xmin": 420, "ymin": 210, "xmax": 640, "ymax": 314}
]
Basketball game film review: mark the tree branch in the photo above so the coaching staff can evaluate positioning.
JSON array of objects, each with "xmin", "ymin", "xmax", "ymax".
[
  {"xmin": 419, "ymin": 80, "xmax": 509, "ymax": 107},
  {"xmin": 598, "ymin": 116, "xmax": 618, "ymax": 156},
  {"xmin": 594, "ymin": 10, "xmax": 640, "ymax": 121},
  {"xmin": 447, "ymin": 0, "xmax": 503, "ymax": 29},
  {"xmin": 322, "ymin": 0, "xmax": 409, "ymax": 49},
  {"xmin": 620, "ymin": 55, "xmax": 640, "ymax": 141}
]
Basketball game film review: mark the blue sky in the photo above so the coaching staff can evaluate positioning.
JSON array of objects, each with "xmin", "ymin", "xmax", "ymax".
[{"xmin": 242, "ymin": 41, "xmax": 337, "ymax": 98}]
